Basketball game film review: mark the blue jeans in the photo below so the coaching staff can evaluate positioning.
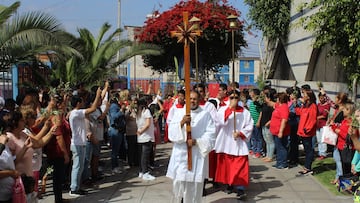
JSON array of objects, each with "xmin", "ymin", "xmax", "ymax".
[
  {"xmin": 333, "ymin": 148, "xmax": 343, "ymax": 179},
  {"xmin": 70, "ymin": 144, "xmax": 86, "ymax": 191},
  {"xmin": 262, "ymin": 127, "xmax": 275, "ymax": 159},
  {"xmin": 82, "ymin": 141, "xmax": 93, "ymax": 180},
  {"xmin": 274, "ymin": 135, "xmax": 289, "ymax": 167},
  {"xmin": 109, "ymin": 127, "xmax": 124, "ymax": 169},
  {"xmin": 111, "ymin": 135, "xmax": 123, "ymax": 169},
  {"xmin": 316, "ymin": 128, "xmax": 327, "ymax": 157},
  {"xmin": 302, "ymin": 137, "xmax": 314, "ymax": 170},
  {"xmin": 251, "ymin": 126, "xmax": 263, "ymax": 154}
]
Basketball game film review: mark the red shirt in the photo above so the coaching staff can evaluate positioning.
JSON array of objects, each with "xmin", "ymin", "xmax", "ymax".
[
  {"xmin": 295, "ymin": 103, "xmax": 318, "ymax": 137},
  {"xmin": 333, "ymin": 118, "xmax": 352, "ymax": 150},
  {"xmin": 162, "ymin": 99, "xmax": 174, "ymax": 119},
  {"xmin": 45, "ymin": 116, "xmax": 71, "ymax": 159},
  {"xmin": 317, "ymin": 102, "xmax": 330, "ymax": 129},
  {"xmin": 270, "ymin": 103, "xmax": 290, "ymax": 136}
]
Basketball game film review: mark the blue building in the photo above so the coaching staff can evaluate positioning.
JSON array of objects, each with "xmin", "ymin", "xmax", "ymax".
[{"xmin": 213, "ymin": 57, "xmax": 261, "ymax": 89}]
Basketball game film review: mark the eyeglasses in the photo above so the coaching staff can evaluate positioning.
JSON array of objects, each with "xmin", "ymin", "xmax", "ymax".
[{"xmin": 230, "ymin": 96, "xmax": 239, "ymax": 100}]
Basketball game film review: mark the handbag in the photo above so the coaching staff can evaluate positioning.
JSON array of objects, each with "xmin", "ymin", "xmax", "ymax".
[
  {"xmin": 340, "ymin": 134, "xmax": 355, "ymax": 164},
  {"xmin": 321, "ymin": 126, "xmax": 338, "ymax": 146},
  {"xmin": 12, "ymin": 177, "xmax": 27, "ymax": 203}
]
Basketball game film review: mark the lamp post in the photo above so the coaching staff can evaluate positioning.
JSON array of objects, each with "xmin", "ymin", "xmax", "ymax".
[
  {"xmin": 227, "ymin": 14, "xmax": 238, "ymax": 83},
  {"xmin": 189, "ymin": 16, "xmax": 201, "ymax": 83},
  {"xmin": 227, "ymin": 14, "xmax": 238, "ymax": 135}
]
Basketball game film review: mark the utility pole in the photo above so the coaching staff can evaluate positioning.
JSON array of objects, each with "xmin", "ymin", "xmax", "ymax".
[{"xmin": 117, "ymin": 0, "xmax": 121, "ymax": 75}]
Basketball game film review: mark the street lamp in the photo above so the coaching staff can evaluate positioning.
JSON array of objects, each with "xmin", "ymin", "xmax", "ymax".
[
  {"xmin": 189, "ymin": 16, "xmax": 201, "ymax": 83},
  {"xmin": 227, "ymin": 14, "xmax": 238, "ymax": 83}
]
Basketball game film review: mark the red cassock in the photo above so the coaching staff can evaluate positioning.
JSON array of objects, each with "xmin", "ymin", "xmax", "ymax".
[
  {"xmin": 215, "ymin": 153, "xmax": 249, "ymax": 186},
  {"xmin": 208, "ymin": 150, "xmax": 217, "ymax": 179}
]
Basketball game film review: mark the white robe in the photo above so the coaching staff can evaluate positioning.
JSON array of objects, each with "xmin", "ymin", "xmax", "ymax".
[
  {"xmin": 166, "ymin": 106, "xmax": 216, "ymax": 182},
  {"xmin": 200, "ymin": 101, "xmax": 217, "ymax": 122},
  {"xmin": 214, "ymin": 106, "xmax": 254, "ymax": 156}
]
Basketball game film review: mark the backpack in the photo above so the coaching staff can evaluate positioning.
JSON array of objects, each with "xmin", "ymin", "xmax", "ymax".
[{"xmin": 113, "ymin": 114, "xmax": 126, "ymax": 134}]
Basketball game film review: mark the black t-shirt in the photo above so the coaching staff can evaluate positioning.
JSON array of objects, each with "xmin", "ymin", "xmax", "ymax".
[
  {"xmin": 260, "ymin": 105, "xmax": 273, "ymax": 127},
  {"xmin": 334, "ymin": 110, "xmax": 344, "ymax": 124}
]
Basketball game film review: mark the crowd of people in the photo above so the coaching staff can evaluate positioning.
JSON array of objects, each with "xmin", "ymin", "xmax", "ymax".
[
  {"xmin": 0, "ymin": 79, "xmax": 359, "ymax": 203},
  {"xmin": 164, "ymin": 82, "xmax": 360, "ymax": 202}
]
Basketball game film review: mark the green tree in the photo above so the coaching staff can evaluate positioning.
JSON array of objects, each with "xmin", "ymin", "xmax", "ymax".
[
  {"xmin": 244, "ymin": 0, "xmax": 291, "ymax": 41},
  {"xmin": 299, "ymin": 0, "xmax": 360, "ymax": 92},
  {"xmin": 54, "ymin": 22, "xmax": 162, "ymax": 85}
]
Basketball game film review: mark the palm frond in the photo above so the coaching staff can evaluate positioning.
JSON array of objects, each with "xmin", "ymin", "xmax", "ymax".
[{"xmin": 0, "ymin": 1, "xmax": 20, "ymax": 26}]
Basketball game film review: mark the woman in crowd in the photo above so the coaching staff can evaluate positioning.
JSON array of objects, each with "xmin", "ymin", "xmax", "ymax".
[
  {"xmin": 136, "ymin": 97, "xmax": 156, "ymax": 181},
  {"xmin": 20, "ymin": 104, "xmax": 57, "ymax": 198},
  {"xmin": 286, "ymin": 87, "xmax": 301, "ymax": 167},
  {"xmin": 162, "ymin": 93, "xmax": 174, "ymax": 143},
  {"xmin": 42, "ymin": 93, "xmax": 71, "ymax": 203},
  {"xmin": 328, "ymin": 92, "xmax": 349, "ymax": 184},
  {"xmin": 259, "ymin": 88, "xmax": 276, "ymax": 162},
  {"xmin": 0, "ymin": 133, "xmax": 20, "ymax": 203},
  {"xmin": 295, "ymin": 90, "xmax": 318, "ymax": 175},
  {"xmin": 316, "ymin": 92, "xmax": 331, "ymax": 160},
  {"xmin": 332, "ymin": 102, "xmax": 355, "ymax": 178},
  {"xmin": 6, "ymin": 111, "xmax": 35, "ymax": 177},
  {"xmin": 270, "ymin": 92, "xmax": 290, "ymax": 169},
  {"xmin": 125, "ymin": 96, "xmax": 139, "ymax": 167},
  {"xmin": 350, "ymin": 108, "xmax": 360, "ymax": 174},
  {"xmin": 108, "ymin": 94, "xmax": 126, "ymax": 174}
]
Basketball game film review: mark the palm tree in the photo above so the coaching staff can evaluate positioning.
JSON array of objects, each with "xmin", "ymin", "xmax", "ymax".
[
  {"xmin": 55, "ymin": 22, "xmax": 162, "ymax": 85},
  {"xmin": 0, "ymin": 2, "xmax": 79, "ymax": 71}
]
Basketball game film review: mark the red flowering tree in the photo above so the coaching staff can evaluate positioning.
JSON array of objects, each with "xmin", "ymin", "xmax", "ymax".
[{"xmin": 136, "ymin": 0, "xmax": 246, "ymax": 76}]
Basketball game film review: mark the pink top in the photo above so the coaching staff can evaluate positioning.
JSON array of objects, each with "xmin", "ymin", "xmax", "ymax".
[{"xmin": 7, "ymin": 131, "xmax": 34, "ymax": 177}]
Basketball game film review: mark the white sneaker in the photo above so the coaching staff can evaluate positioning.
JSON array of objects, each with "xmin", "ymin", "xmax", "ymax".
[
  {"xmin": 142, "ymin": 172, "xmax": 155, "ymax": 181},
  {"xmin": 112, "ymin": 167, "xmax": 121, "ymax": 174},
  {"xmin": 138, "ymin": 172, "xmax": 144, "ymax": 178},
  {"xmin": 69, "ymin": 190, "xmax": 81, "ymax": 197}
]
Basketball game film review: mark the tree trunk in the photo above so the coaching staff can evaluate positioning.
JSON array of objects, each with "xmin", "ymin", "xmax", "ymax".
[{"xmin": 352, "ymin": 76, "xmax": 358, "ymax": 102}]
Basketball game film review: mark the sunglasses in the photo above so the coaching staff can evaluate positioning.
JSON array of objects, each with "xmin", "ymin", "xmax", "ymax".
[{"xmin": 230, "ymin": 96, "xmax": 239, "ymax": 100}]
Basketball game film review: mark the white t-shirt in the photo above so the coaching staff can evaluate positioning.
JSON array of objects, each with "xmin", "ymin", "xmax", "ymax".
[
  {"xmin": 69, "ymin": 109, "xmax": 87, "ymax": 146},
  {"xmin": 136, "ymin": 109, "xmax": 155, "ymax": 143},
  {"xmin": 0, "ymin": 145, "xmax": 15, "ymax": 201},
  {"xmin": 89, "ymin": 108, "xmax": 104, "ymax": 141}
]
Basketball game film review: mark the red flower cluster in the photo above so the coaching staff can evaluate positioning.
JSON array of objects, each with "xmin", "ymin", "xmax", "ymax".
[{"xmin": 136, "ymin": 0, "xmax": 243, "ymax": 43}]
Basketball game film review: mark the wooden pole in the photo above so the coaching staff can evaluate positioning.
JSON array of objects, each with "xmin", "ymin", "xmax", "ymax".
[
  {"xmin": 183, "ymin": 12, "xmax": 192, "ymax": 171},
  {"xmin": 170, "ymin": 11, "xmax": 202, "ymax": 171}
]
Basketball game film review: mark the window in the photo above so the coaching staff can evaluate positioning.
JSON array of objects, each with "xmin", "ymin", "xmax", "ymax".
[
  {"xmin": 244, "ymin": 61, "xmax": 250, "ymax": 69},
  {"xmin": 244, "ymin": 75, "xmax": 249, "ymax": 82}
]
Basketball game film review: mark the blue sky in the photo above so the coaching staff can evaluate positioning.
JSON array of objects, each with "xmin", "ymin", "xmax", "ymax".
[{"xmin": 1, "ymin": 0, "xmax": 262, "ymax": 57}]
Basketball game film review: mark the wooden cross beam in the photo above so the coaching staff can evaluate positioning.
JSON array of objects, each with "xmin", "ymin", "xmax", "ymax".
[{"xmin": 170, "ymin": 11, "xmax": 202, "ymax": 171}]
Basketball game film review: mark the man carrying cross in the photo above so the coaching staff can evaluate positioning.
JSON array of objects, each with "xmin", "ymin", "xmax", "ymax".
[{"xmin": 166, "ymin": 90, "xmax": 216, "ymax": 203}]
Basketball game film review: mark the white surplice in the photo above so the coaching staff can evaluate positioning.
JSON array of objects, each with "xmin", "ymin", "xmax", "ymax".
[
  {"xmin": 214, "ymin": 106, "xmax": 254, "ymax": 156},
  {"xmin": 166, "ymin": 106, "xmax": 216, "ymax": 203}
]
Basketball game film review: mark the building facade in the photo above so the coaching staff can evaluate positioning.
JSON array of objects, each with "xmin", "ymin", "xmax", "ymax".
[{"xmin": 264, "ymin": 0, "xmax": 359, "ymax": 100}]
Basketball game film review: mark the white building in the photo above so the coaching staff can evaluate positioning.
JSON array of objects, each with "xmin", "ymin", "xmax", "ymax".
[{"xmin": 263, "ymin": 0, "xmax": 359, "ymax": 100}]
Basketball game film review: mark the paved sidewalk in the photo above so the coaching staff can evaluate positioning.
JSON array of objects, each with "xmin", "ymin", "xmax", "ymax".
[{"xmin": 39, "ymin": 143, "xmax": 352, "ymax": 203}]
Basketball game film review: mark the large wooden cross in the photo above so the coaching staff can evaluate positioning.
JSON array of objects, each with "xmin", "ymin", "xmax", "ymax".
[{"xmin": 170, "ymin": 11, "xmax": 202, "ymax": 171}]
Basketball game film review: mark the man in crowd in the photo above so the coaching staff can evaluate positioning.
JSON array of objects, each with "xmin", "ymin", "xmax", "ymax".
[
  {"xmin": 166, "ymin": 90, "xmax": 216, "ymax": 203},
  {"xmin": 68, "ymin": 87, "xmax": 102, "ymax": 197}
]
